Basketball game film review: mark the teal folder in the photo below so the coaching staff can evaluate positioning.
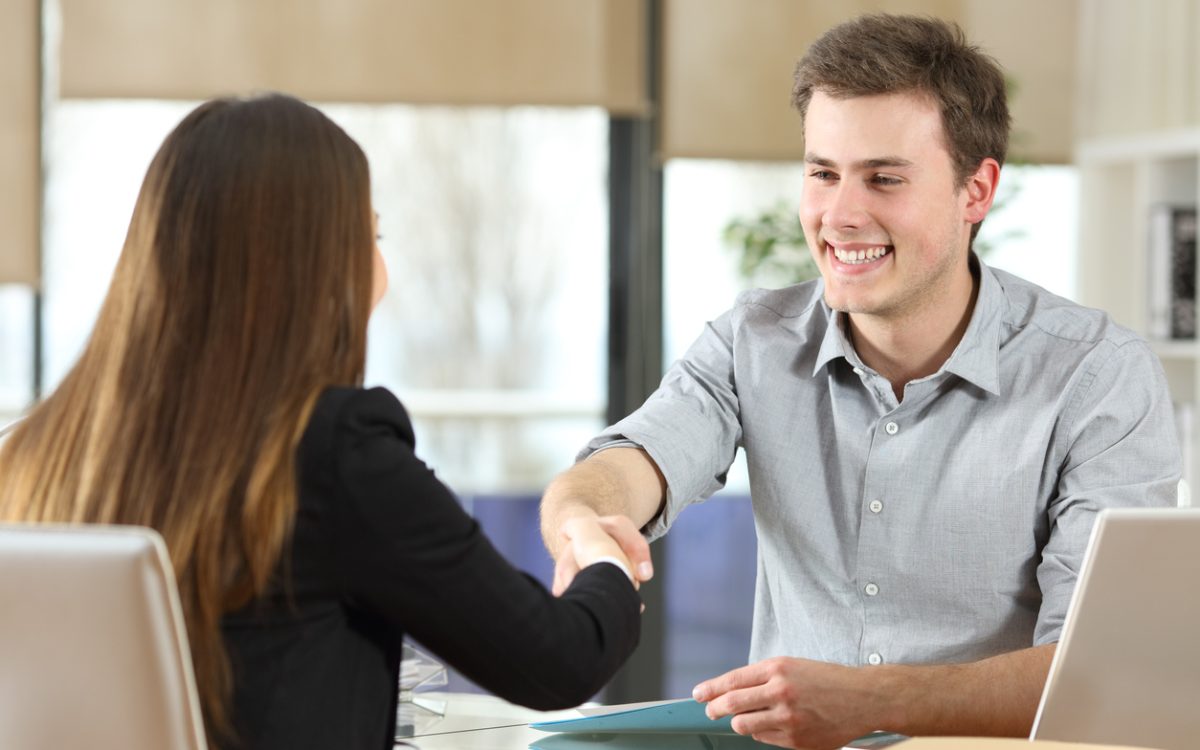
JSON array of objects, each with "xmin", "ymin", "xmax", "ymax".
[
  {"xmin": 530, "ymin": 699, "xmax": 735, "ymax": 735},
  {"xmin": 529, "ymin": 699, "xmax": 908, "ymax": 749},
  {"xmin": 529, "ymin": 732, "xmax": 768, "ymax": 749}
]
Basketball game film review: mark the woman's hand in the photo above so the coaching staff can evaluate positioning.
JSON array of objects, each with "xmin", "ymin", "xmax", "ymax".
[{"xmin": 555, "ymin": 515, "xmax": 649, "ymax": 594}]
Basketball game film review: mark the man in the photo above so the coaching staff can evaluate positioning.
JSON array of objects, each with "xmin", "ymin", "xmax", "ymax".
[{"xmin": 540, "ymin": 14, "xmax": 1180, "ymax": 750}]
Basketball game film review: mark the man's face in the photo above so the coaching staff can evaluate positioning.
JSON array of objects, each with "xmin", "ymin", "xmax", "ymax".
[{"xmin": 800, "ymin": 90, "xmax": 977, "ymax": 321}]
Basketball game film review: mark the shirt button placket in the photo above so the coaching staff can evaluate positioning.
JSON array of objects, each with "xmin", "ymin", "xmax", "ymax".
[
  {"xmin": 864, "ymin": 419, "xmax": 895, "ymax": 673},
  {"xmin": 862, "ymin": 578, "xmax": 882, "ymax": 664}
]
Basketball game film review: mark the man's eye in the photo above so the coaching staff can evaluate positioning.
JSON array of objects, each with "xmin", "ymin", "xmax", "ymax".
[
  {"xmin": 810, "ymin": 170, "xmax": 837, "ymax": 181},
  {"xmin": 872, "ymin": 175, "xmax": 902, "ymax": 186}
]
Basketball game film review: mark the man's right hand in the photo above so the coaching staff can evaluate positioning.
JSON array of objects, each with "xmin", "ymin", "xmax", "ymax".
[
  {"xmin": 541, "ymin": 447, "xmax": 667, "ymax": 595},
  {"xmin": 552, "ymin": 514, "xmax": 654, "ymax": 596}
]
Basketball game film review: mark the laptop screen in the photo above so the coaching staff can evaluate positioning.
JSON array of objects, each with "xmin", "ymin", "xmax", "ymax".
[{"xmin": 1030, "ymin": 507, "xmax": 1200, "ymax": 750}]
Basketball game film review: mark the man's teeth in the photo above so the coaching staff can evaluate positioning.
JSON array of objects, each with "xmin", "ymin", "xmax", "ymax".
[{"xmin": 832, "ymin": 246, "xmax": 889, "ymax": 265}]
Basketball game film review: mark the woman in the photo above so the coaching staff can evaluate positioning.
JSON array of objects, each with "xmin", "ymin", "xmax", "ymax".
[{"xmin": 0, "ymin": 94, "xmax": 641, "ymax": 750}]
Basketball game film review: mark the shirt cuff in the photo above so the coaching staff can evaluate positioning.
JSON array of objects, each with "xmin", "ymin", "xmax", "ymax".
[{"xmin": 585, "ymin": 556, "xmax": 634, "ymax": 583}]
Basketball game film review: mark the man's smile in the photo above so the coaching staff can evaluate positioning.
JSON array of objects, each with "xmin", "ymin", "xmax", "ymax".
[{"xmin": 824, "ymin": 239, "xmax": 893, "ymax": 268}]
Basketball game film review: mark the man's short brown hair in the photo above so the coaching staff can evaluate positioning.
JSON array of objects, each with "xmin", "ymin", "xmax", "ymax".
[{"xmin": 792, "ymin": 14, "xmax": 1010, "ymax": 187}]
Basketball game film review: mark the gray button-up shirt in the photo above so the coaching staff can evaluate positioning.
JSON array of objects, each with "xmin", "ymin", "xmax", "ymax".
[{"xmin": 582, "ymin": 260, "xmax": 1180, "ymax": 667}]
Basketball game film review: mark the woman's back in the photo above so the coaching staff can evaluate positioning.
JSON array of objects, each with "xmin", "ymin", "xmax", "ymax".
[{"xmin": 0, "ymin": 94, "xmax": 641, "ymax": 750}]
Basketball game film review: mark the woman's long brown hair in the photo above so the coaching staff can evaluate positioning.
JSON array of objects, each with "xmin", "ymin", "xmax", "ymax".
[{"xmin": 0, "ymin": 94, "xmax": 374, "ymax": 744}]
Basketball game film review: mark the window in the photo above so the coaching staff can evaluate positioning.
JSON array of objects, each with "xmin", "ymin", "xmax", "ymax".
[
  {"xmin": 336, "ymin": 104, "xmax": 610, "ymax": 494},
  {"xmin": 44, "ymin": 101, "xmax": 609, "ymax": 495},
  {"xmin": 43, "ymin": 100, "xmax": 612, "ymax": 692},
  {"xmin": 976, "ymin": 163, "xmax": 1079, "ymax": 300}
]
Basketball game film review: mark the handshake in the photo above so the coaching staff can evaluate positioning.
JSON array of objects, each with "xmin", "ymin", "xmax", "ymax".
[
  {"xmin": 547, "ymin": 513, "xmax": 655, "ymax": 597},
  {"xmin": 540, "ymin": 446, "xmax": 667, "ymax": 597}
]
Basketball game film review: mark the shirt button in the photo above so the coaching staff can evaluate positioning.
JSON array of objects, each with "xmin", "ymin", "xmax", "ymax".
[
  {"xmin": 852, "ymin": 367, "xmax": 863, "ymax": 376},
  {"xmin": 867, "ymin": 653, "xmax": 883, "ymax": 666},
  {"xmin": 869, "ymin": 500, "xmax": 883, "ymax": 514},
  {"xmin": 884, "ymin": 421, "xmax": 899, "ymax": 435},
  {"xmin": 864, "ymin": 582, "xmax": 879, "ymax": 596}
]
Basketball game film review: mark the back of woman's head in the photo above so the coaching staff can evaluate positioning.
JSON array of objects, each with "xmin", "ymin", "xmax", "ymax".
[
  {"xmin": 0, "ymin": 92, "xmax": 374, "ymax": 744},
  {"xmin": 132, "ymin": 93, "xmax": 373, "ymax": 402}
]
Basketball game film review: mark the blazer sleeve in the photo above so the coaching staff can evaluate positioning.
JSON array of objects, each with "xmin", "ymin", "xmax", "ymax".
[{"xmin": 327, "ymin": 387, "xmax": 640, "ymax": 709}]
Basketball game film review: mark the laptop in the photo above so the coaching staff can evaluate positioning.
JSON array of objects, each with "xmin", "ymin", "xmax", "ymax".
[
  {"xmin": 1030, "ymin": 507, "xmax": 1200, "ymax": 749},
  {"xmin": 0, "ymin": 524, "xmax": 207, "ymax": 750}
]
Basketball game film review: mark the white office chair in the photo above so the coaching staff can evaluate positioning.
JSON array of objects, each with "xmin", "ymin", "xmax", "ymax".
[{"xmin": 0, "ymin": 523, "xmax": 207, "ymax": 750}]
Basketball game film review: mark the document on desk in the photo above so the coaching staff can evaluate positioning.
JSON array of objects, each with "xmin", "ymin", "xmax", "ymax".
[{"xmin": 530, "ymin": 699, "xmax": 734, "ymax": 735}]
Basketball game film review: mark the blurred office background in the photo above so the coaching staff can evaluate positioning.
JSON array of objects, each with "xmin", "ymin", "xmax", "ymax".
[{"xmin": 1, "ymin": 0, "xmax": 1186, "ymax": 701}]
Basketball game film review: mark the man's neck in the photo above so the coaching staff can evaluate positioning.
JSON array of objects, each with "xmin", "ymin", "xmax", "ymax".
[{"xmin": 847, "ymin": 270, "xmax": 980, "ymax": 401}]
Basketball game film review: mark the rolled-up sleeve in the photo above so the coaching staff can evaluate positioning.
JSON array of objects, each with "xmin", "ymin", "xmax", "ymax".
[
  {"xmin": 579, "ymin": 311, "xmax": 743, "ymax": 540},
  {"xmin": 1035, "ymin": 338, "xmax": 1181, "ymax": 644}
]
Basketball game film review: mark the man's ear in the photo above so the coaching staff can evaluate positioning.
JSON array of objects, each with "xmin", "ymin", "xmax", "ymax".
[{"xmin": 963, "ymin": 158, "xmax": 1002, "ymax": 225}]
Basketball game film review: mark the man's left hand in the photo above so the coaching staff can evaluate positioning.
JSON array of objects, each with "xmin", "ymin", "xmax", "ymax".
[{"xmin": 692, "ymin": 657, "xmax": 889, "ymax": 750}]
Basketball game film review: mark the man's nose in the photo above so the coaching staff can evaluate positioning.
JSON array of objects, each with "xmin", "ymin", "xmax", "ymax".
[{"xmin": 823, "ymin": 181, "xmax": 869, "ymax": 231}]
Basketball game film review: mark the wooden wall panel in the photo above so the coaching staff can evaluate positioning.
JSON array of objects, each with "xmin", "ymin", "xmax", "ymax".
[
  {"xmin": 59, "ymin": 0, "xmax": 647, "ymax": 113},
  {"xmin": 0, "ymin": 0, "xmax": 40, "ymax": 286},
  {"xmin": 661, "ymin": 0, "xmax": 1077, "ymax": 163}
]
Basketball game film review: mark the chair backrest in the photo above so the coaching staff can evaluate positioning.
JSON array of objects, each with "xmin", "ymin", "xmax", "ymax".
[{"xmin": 0, "ymin": 523, "xmax": 207, "ymax": 750}]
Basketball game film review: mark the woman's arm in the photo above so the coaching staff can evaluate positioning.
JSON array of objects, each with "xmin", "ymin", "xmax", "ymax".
[{"xmin": 329, "ymin": 388, "xmax": 641, "ymax": 708}]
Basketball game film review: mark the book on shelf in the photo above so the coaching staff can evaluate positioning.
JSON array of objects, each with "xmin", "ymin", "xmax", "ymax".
[{"xmin": 1148, "ymin": 204, "xmax": 1198, "ymax": 340}]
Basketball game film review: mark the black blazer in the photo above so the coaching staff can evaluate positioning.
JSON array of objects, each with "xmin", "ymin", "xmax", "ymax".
[{"xmin": 221, "ymin": 387, "xmax": 641, "ymax": 750}]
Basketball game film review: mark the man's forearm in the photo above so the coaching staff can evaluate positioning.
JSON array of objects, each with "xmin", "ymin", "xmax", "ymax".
[
  {"xmin": 539, "ymin": 461, "xmax": 627, "ymax": 558},
  {"xmin": 878, "ymin": 643, "xmax": 1055, "ymax": 737},
  {"xmin": 694, "ymin": 643, "xmax": 1056, "ymax": 748},
  {"xmin": 539, "ymin": 447, "xmax": 666, "ymax": 557}
]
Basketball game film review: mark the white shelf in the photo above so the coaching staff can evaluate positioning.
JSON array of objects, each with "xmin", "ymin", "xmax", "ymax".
[{"xmin": 1078, "ymin": 132, "xmax": 1200, "ymax": 490}]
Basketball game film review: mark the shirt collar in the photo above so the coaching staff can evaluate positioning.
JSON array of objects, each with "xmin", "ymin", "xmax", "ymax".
[
  {"xmin": 812, "ymin": 288, "xmax": 861, "ymax": 376},
  {"xmin": 941, "ymin": 256, "xmax": 1003, "ymax": 395},
  {"xmin": 810, "ymin": 254, "xmax": 1004, "ymax": 396}
]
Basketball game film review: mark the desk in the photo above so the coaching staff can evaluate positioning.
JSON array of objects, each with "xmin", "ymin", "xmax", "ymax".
[
  {"xmin": 398, "ymin": 691, "xmax": 578, "ymax": 749},
  {"xmin": 398, "ymin": 695, "xmax": 1167, "ymax": 750},
  {"xmin": 396, "ymin": 693, "xmax": 773, "ymax": 749},
  {"xmin": 396, "ymin": 693, "xmax": 896, "ymax": 749}
]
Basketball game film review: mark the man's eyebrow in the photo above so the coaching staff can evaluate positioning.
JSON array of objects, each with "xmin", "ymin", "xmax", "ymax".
[
  {"xmin": 861, "ymin": 157, "xmax": 914, "ymax": 169},
  {"xmin": 804, "ymin": 153, "xmax": 914, "ymax": 169}
]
